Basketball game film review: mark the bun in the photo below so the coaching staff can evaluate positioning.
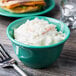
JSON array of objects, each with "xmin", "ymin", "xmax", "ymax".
[
  {"xmin": 1, "ymin": 0, "xmax": 46, "ymax": 13},
  {"xmin": 2, "ymin": 6, "xmax": 39, "ymax": 13}
]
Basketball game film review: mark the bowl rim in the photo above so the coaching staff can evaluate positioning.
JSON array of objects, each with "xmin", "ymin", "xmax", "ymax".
[
  {"xmin": 7, "ymin": 16, "xmax": 70, "ymax": 48},
  {"xmin": 0, "ymin": 0, "xmax": 55, "ymax": 17}
]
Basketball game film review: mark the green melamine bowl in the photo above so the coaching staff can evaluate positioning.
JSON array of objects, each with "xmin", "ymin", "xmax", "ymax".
[
  {"xmin": 0, "ymin": 0, "xmax": 55, "ymax": 17},
  {"xmin": 7, "ymin": 16, "xmax": 70, "ymax": 68}
]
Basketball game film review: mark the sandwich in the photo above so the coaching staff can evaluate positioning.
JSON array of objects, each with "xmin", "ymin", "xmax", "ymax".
[{"xmin": 0, "ymin": 0, "xmax": 46, "ymax": 13}]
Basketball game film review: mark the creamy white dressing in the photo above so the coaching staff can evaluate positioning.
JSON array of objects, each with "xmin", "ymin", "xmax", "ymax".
[{"xmin": 14, "ymin": 18, "xmax": 65, "ymax": 46}]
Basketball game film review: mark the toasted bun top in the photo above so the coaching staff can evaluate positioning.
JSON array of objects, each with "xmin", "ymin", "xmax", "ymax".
[
  {"xmin": 8, "ymin": 0, "xmax": 43, "ymax": 2},
  {"xmin": 0, "ymin": 0, "xmax": 44, "ymax": 6}
]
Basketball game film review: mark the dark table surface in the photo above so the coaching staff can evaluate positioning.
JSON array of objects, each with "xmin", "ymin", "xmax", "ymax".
[{"xmin": 0, "ymin": 0, "xmax": 76, "ymax": 76}]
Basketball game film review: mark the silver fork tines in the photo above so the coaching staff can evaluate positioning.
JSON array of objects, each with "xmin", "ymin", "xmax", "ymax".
[
  {"xmin": 0, "ymin": 44, "xmax": 27, "ymax": 76},
  {"xmin": 0, "ymin": 44, "xmax": 11, "ymax": 63}
]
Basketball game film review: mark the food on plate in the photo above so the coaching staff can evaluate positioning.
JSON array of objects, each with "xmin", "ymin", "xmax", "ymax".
[
  {"xmin": 0, "ymin": 0, "xmax": 46, "ymax": 13},
  {"xmin": 14, "ymin": 18, "xmax": 65, "ymax": 46}
]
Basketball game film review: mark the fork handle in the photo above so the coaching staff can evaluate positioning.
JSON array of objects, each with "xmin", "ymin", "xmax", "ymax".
[{"xmin": 12, "ymin": 64, "xmax": 27, "ymax": 76}]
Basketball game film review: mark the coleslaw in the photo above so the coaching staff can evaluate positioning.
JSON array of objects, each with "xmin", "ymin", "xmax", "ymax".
[{"xmin": 14, "ymin": 18, "xmax": 65, "ymax": 46}]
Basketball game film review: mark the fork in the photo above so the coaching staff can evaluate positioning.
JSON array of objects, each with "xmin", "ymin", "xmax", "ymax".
[{"xmin": 0, "ymin": 44, "xmax": 27, "ymax": 76}]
